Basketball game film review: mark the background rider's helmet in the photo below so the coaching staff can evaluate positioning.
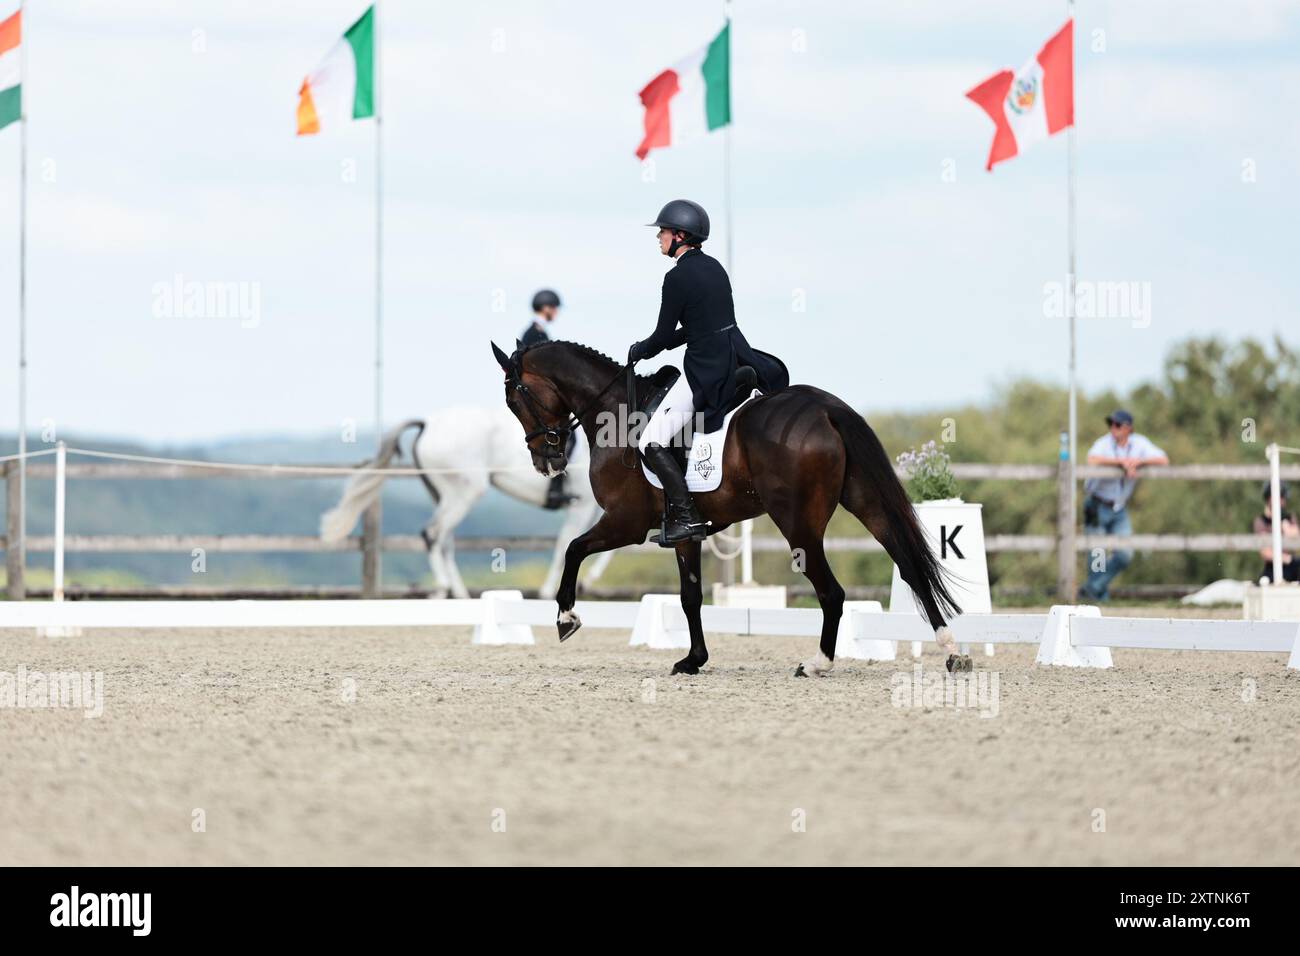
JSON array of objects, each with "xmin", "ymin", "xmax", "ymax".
[
  {"xmin": 532, "ymin": 289, "xmax": 561, "ymax": 313},
  {"xmin": 647, "ymin": 199, "xmax": 710, "ymax": 245}
]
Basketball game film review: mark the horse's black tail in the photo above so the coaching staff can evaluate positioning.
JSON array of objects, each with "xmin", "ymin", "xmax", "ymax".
[{"xmin": 826, "ymin": 405, "xmax": 962, "ymax": 623}]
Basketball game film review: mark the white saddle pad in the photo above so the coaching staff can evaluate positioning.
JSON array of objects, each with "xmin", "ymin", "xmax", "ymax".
[{"xmin": 641, "ymin": 390, "xmax": 761, "ymax": 493}]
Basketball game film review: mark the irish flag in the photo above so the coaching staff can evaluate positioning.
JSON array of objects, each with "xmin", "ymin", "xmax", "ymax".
[
  {"xmin": 635, "ymin": 23, "xmax": 730, "ymax": 160},
  {"xmin": 296, "ymin": 5, "xmax": 375, "ymax": 136},
  {"xmin": 0, "ymin": 8, "xmax": 20, "ymax": 132},
  {"xmin": 966, "ymin": 19, "xmax": 1074, "ymax": 171}
]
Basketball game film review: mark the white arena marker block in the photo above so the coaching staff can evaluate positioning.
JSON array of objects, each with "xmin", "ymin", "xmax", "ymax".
[
  {"xmin": 836, "ymin": 601, "xmax": 894, "ymax": 661},
  {"xmin": 37, "ymin": 625, "xmax": 84, "ymax": 638},
  {"xmin": 629, "ymin": 594, "xmax": 690, "ymax": 650},
  {"xmin": 1035, "ymin": 605, "xmax": 1112, "ymax": 668},
  {"xmin": 1288, "ymin": 625, "xmax": 1300, "ymax": 671},
  {"xmin": 472, "ymin": 590, "xmax": 535, "ymax": 646}
]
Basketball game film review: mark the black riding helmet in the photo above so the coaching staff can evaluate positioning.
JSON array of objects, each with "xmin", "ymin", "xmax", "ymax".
[
  {"xmin": 648, "ymin": 199, "xmax": 710, "ymax": 256},
  {"xmin": 532, "ymin": 289, "xmax": 561, "ymax": 312}
]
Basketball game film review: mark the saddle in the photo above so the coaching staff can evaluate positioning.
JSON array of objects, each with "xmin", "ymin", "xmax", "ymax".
[
  {"xmin": 640, "ymin": 365, "xmax": 756, "ymax": 421},
  {"xmin": 640, "ymin": 366, "xmax": 759, "ymax": 475}
]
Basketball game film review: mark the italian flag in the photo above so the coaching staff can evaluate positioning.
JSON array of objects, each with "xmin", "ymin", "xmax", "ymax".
[
  {"xmin": 296, "ymin": 5, "xmax": 375, "ymax": 136},
  {"xmin": 635, "ymin": 23, "xmax": 730, "ymax": 160},
  {"xmin": 0, "ymin": 8, "xmax": 20, "ymax": 132},
  {"xmin": 966, "ymin": 19, "xmax": 1074, "ymax": 171}
]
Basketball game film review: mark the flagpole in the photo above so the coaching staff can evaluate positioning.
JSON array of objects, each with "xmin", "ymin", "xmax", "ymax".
[
  {"xmin": 1065, "ymin": 0, "xmax": 1078, "ymax": 594},
  {"xmin": 364, "ymin": 0, "xmax": 384, "ymax": 597},
  {"xmin": 16, "ymin": 0, "xmax": 28, "ymax": 597},
  {"xmin": 373, "ymin": 0, "xmax": 384, "ymax": 444},
  {"xmin": 723, "ymin": 0, "xmax": 733, "ymax": 278},
  {"xmin": 722, "ymin": 0, "xmax": 749, "ymax": 587}
]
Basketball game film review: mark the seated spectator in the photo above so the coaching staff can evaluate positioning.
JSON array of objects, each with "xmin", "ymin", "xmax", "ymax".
[{"xmin": 1253, "ymin": 481, "xmax": 1299, "ymax": 584}]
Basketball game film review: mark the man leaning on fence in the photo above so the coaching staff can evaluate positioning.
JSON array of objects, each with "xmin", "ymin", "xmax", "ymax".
[{"xmin": 1080, "ymin": 409, "xmax": 1169, "ymax": 602}]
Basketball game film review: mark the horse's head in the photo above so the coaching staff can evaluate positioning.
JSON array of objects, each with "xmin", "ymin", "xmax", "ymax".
[{"xmin": 492, "ymin": 341, "xmax": 574, "ymax": 478}]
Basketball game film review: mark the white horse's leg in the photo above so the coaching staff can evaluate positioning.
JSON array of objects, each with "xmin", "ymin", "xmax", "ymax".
[
  {"xmin": 583, "ymin": 548, "xmax": 615, "ymax": 585},
  {"xmin": 409, "ymin": 411, "xmax": 493, "ymax": 599},
  {"xmin": 442, "ymin": 532, "xmax": 471, "ymax": 600},
  {"xmin": 425, "ymin": 535, "xmax": 452, "ymax": 598},
  {"xmin": 537, "ymin": 545, "xmax": 565, "ymax": 601},
  {"xmin": 421, "ymin": 483, "xmax": 453, "ymax": 598},
  {"xmin": 540, "ymin": 500, "xmax": 595, "ymax": 599},
  {"xmin": 426, "ymin": 492, "xmax": 474, "ymax": 600}
]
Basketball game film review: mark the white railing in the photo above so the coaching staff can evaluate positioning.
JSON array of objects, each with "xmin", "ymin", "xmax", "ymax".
[
  {"xmin": 2, "ymin": 592, "xmax": 1295, "ymax": 671},
  {"xmin": 6, "ymin": 444, "xmax": 1300, "ymax": 601}
]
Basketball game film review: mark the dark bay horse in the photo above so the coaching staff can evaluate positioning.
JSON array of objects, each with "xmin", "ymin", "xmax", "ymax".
[{"xmin": 491, "ymin": 340, "xmax": 968, "ymax": 677}]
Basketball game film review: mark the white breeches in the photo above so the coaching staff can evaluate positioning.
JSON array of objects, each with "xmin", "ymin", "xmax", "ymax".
[{"xmin": 638, "ymin": 373, "xmax": 696, "ymax": 451}]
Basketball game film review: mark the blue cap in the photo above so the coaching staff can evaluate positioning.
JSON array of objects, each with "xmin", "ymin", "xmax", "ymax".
[{"xmin": 1106, "ymin": 409, "xmax": 1134, "ymax": 427}]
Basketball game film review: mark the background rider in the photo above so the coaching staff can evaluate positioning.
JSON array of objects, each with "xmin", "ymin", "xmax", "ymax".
[{"xmin": 520, "ymin": 288, "xmax": 573, "ymax": 509}]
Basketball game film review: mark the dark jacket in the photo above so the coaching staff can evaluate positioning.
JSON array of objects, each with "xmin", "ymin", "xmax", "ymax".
[
  {"xmin": 633, "ymin": 249, "xmax": 789, "ymax": 431},
  {"xmin": 520, "ymin": 321, "xmax": 550, "ymax": 348}
]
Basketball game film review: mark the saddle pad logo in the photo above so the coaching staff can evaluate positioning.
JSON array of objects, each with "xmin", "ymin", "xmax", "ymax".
[{"xmin": 693, "ymin": 441, "xmax": 715, "ymax": 480}]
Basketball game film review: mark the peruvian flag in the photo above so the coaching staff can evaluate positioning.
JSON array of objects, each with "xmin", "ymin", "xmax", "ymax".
[
  {"xmin": 635, "ymin": 24, "xmax": 730, "ymax": 160},
  {"xmin": 966, "ymin": 19, "xmax": 1074, "ymax": 171}
]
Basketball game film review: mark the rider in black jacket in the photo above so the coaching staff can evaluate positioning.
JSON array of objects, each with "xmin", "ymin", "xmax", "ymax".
[
  {"xmin": 521, "ymin": 289, "xmax": 560, "ymax": 348},
  {"xmin": 522, "ymin": 289, "xmax": 572, "ymax": 509},
  {"xmin": 629, "ymin": 200, "xmax": 789, "ymax": 545}
]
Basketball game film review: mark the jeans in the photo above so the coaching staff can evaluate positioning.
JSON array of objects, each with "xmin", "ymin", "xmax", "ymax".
[{"xmin": 1083, "ymin": 497, "xmax": 1133, "ymax": 601}]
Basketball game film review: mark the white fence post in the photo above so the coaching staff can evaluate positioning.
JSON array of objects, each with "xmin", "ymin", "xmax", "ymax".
[
  {"xmin": 1035, "ymin": 604, "xmax": 1112, "ymax": 668},
  {"xmin": 1268, "ymin": 443, "xmax": 1283, "ymax": 587},
  {"xmin": 53, "ymin": 441, "xmax": 67, "ymax": 603},
  {"xmin": 471, "ymin": 590, "xmax": 534, "ymax": 645},
  {"xmin": 629, "ymin": 594, "xmax": 691, "ymax": 649},
  {"xmin": 835, "ymin": 601, "xmax": 894, "ymax": 661}
]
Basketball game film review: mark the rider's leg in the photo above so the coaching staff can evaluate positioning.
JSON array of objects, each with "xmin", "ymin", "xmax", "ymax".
[
  {"xmin": 544, "ymin": 475, "xmax": 569, "ymax": 510},
  {"xmin": 638, "ymin": 377, "xmax": 707, "ymax": 545}
]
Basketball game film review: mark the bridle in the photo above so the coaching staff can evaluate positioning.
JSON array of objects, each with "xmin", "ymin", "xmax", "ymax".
[{"xmin": 506, "ymin": 354, "xmax": 627, "ymax": 453}]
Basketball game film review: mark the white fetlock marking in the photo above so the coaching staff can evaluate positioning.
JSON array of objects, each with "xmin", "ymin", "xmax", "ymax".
[
  {"xmin": 801, "ymin": 651, "xmax": 834, "ymax": 677},
  {"xmin": 935, "ymin": 626, "xmax": 957, "ymax": 655},
  {"xmin": 558, "ymin": 609, "xmax": 579, "ymax": 626}
]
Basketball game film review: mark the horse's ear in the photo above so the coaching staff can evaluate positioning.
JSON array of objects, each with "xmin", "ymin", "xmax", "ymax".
[
  {"xmin": 491, "ymin": 341, "xmax": 512, "ymax": 372},
  {"xmin": 515, "ymin": 338, "xmax": 524, "ymax": 350}
]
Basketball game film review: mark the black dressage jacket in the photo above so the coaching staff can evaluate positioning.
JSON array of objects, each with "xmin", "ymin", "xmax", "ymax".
[
  {"xmin": 632, "ymin": 248, "xmax": 789, "ymax": 432},
  {"xmin": 519, "ymin": 321, "xmax": 550, "ymax": 348}
]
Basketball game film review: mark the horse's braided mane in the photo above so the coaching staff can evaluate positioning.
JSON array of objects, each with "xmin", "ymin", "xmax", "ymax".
[{"xmin": 520, "ymin": 339, "xmax": 660, "ymax": 387}]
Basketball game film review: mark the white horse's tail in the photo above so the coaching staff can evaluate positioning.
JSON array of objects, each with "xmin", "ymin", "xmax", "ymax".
[{"xmin": 319, "ymin": 419, "xmax": 426, "ymax": 542}]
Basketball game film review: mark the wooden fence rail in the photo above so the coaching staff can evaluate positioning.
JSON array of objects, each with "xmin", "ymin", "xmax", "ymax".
[{"xmin": 5, "ymin": 458, "xmax": 1300, "ymax": 601}]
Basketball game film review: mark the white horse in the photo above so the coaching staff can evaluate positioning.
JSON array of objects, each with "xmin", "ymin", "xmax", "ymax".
[{"xmin": 320, "ymin": 408, "xmax": 613, "ymax": 599}]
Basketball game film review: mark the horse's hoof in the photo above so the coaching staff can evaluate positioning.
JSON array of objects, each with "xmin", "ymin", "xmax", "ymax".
[
  {"xmin": 557, "ymin": 610, "xmax": 582, "ymax": 642},
  {"xmin": 796, "ymin": 653, "xmax": 833, "ymax": 678},
  {"xmin": 671, "ymin": 660, "xmax": 700, "ymax": 675},
  {"xmin": 946, "ymin": 653, "xmax": 973, "ymax": 673}
]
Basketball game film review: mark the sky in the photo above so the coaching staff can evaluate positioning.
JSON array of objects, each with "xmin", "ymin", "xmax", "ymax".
[{"xmin": 1, "ymin": 0, "xmax": 1297, "ymax": 443}]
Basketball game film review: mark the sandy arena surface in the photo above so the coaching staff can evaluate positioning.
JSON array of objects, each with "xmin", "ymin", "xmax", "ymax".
[{"xmin": 2, "ymin": 617, "xmax": 1298, "ymax": 866}]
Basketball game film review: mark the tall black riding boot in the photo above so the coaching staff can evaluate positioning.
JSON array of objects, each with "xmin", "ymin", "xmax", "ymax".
[
  {"xmin": 544, "ymin": 474, "xmax": 572, "ymax": 510},
  {"xmin": 641, "ymin": 443, "xmax": 708, "ymax": 546}
]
